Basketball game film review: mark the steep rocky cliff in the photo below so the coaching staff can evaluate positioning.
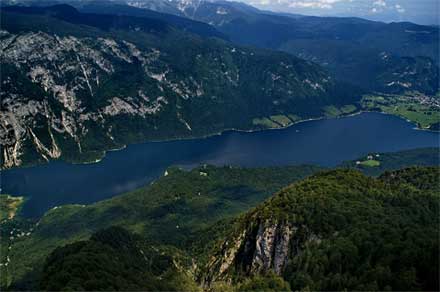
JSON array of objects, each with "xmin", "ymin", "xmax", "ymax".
[
  {"xmin": 203, "ymin": 217, "xmax": 311, "ymax": 287},
  {"xmin": 201, "ymin": 168, "xmax": 439, "ymax": 291},
  {"xmin": 0, "ymin": 166, "xmax": 438, "ymax": 290},
  {"xmin": 0, "ymin": 6, "xmax": 359, "ymax": 168},
  {"xmin": 1, "ymin": 30, "xmax": 172, "ymax": 167}
]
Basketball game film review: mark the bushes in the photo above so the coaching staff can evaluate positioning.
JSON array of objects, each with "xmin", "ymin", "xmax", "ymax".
[{"xmin": 238, "ymin": 273, "xmax": 291, "ymax": 292}]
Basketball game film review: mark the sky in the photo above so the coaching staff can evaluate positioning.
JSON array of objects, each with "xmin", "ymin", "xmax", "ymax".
[{"xmin": 236, "ymin": 0, "xmax": 439, "ymax": 25}]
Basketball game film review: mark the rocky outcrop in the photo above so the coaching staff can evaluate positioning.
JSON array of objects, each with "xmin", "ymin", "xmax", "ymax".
[
  {"xmin": 0, "ymin": 31, "xmax": 173, "ymax": 168},
  {"xmin": 250, "ymin": 220, "xmax": 294, "ymax": 275},
  {"xmin": 204, "ymin": 219, "xmax": 301, "ymax": 286},
  {"xmin": 1, "ymin": 8, "xmax": 345, "ymax": 169}
]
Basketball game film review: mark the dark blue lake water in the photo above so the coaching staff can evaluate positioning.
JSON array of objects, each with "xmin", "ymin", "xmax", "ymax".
[{"xmin": 2, "ymin": 112, "xmax": 439, "ymax": 218}]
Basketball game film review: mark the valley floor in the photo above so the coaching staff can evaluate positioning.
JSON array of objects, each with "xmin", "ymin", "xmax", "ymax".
[{"xmin": 361, "ymin": 93, "xmax": 440, "ymax": 130}]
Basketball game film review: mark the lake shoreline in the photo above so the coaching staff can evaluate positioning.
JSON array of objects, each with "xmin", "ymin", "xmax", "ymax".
[
  {"xmin": 3, "ymin": 110, "xmax": 438, "ymax": 171},
  {"xmin": 4, "ymin": 112, "xmax": 438, "ymax": 218},
  {"xmin": 72, "ymin": 110, "xmax": 439, "ymax": 166}
]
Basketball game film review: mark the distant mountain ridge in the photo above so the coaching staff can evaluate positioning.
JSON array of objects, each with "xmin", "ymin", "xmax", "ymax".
[
  {"xmin": 3, "ymin": 4, "xmax": 225, "ymax": 38},
  {"xmin": 80, "ymin": 0, "xmax": 439, "ymax": 94},
  {"xmin": 1, "ymin": 4, "xmax": 359, "ymax": 169},
  {"xmin": 3, "ymin": 0, "xmax": 438, "ymax": 94},
  {"xmin": 1, "ymin": 1, "xmax": 438, "ymax": 169}
]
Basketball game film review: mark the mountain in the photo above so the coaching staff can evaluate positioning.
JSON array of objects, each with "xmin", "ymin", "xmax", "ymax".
[
  {"xmin": 0, "ymin": 164, "xmax": 322, "ymax": 289},
  {"xmin": 1, "ymin": 148, "xmax": 438, "ymax": 290},
  {"xmin": 0, "ymin": 5, "xmax": 359, "ymax": 169},
  {"xmin": 2, "ymin": 165, "xmax": 437, "ymax": 290},
  {"xmin": 39, "ymin": 226, "xmax": 198, "ymax": 291},
  {"xmin": 1, "ymin": 4, "xmax": 224, "ymax": 38},
  {"xmin": 4, "ymin": 0, "xmax": 438, "ymax": 94},
  {"xmin": 203, "ymin": 167, "xmax": 439, "ymax": 291},
  {"xmin": 112, "ymin": 0, "xmax": 440, "ymax": 94}
]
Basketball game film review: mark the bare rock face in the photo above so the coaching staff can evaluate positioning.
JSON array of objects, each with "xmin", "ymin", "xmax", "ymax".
[
  {"xmin": 0, "ymin": 30, "xmax": 173, "ymax": 168},
  {"xmin": 0, "ymin": 30, "xmax": 246, "ymax": 168},
  {"xmin": 204, "ymin": 219, "xmax": 299, "ymax": 286},
  {"xmin": 1, "ymin": 14, "xmax": 339, "ymax": 169},
  {"xmin": 250, "ymin": 220, "xmax": 294, "ymax": 275}
]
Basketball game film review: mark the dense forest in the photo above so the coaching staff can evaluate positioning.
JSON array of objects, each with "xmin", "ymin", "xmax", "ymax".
[
  {"xmin": 39, "ymin": 227, "xmax": 197, "ymax": 291},
  {"xmin": 203, "ymin": 167, "xmax": 439, "ymax": 291},
  {"xmin": 1, "ymin": 5, "xmax": 361, "ymax": 169},
  {"xmin": 1, "ymin": 1, "xmax": 439, "ymax": 291},
  {"xmin": 2, "ymin": 162, "xmax": 438, "ymax": 291}
]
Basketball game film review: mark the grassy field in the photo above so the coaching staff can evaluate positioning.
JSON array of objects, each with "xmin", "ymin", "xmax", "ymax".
[
  {"xmin": 253, "ymin": 114, "xmax": 297, "ymax": 128},
  {"xmin": 287, "ymin": 114, "xmax": 301, "ymax": 121},
  {"xmin": 252, "ymin": 104, "xmax": 360, "ymax": 130},
  {"xmin": 361, "ymin": 94, "xmax": 440, "ymax": 129},
  {"xmin": 340, "ymin": 104, "xmax": 357, "ymax": 114},
  {"xmin": 252, "ymin": 93, "xmax": 439, "ymax": 132},
  {"xmin": 252, "ymin": 117, "xmax": 281, "ymax": 128},
  {"xmin": 323, "ymin": 105, "xmax": 342, "ymax": 117},
  {"xmin": 359, "ymin": 160, "xmax": 381, "ymax": 167},
  {"xmin": 321, "ymin": 104, "xmax": 358, "ymax": 118},
  {"xmin": 270, "ymin": 115, "xmax": 293, "ymax": 127}
]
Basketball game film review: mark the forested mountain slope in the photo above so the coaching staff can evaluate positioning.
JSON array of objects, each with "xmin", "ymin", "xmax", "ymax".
[
  {"xmin": 203, "ymin": 167, "xmax": 439, "ymax": 291},
  {"xmin": 107, "ymin": 0, "xmax": 440, "ymax": 94},
  {"xmin": 0, "ymin": 5, "xmax": 359, "ymax": 169},
  {"xmin": 1, "ymin": 163, "xmax": 438, "ymax": 290},
  {"xmin": 39, "ymin": 227, "xmax": 199, "ymax": 291},
  {"xmin": 0, "ymin": 165, "xmax": 322, "ymax": 289}
]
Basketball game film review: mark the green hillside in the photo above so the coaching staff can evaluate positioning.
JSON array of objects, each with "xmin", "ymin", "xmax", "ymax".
[
  {"xmin": 9, "ymin": 166, "xmax": 438, "ymax": 291},
  {"xmin": 0, "ymin": 5, "xmax": 360, "ymax": 169},
  {"xmin": 204, "ymin": 167, "xmax": 439, "ymax": 291},
  {"xmin": 39, "ymin": 226, "xmax": 199, "ymax": 291},
  {"xmin": 102, "ymin": 0, "xmax": 439, "ymax": 95},
  {"xmin": 0, "ymin": 165, "xmax": 321, "ymax": 289},
  {"xmin": 2, "ymin": 148, "xmax": 439, "ymax": 289}
]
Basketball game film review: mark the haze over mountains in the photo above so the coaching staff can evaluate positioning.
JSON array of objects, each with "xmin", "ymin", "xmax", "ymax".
[
  {"xmin": 1, "ymin": 3, "xmax": 361, "ymax": 169},
  {"xmin": 3, "ymin": 0, "xmax": 439, "ymax": 92},
  {"xmin": 0, "ymin": 1, "xmax": 439, "ymax": 291},
  {"xmin": 98, "ymin": 0, "xmax": 439, "ymax": 92},
  {"xmin": 1, "ymin": 0, "xmax": 438, "ymax": 169},
  {"xmin": 236, "ymin": 0, "xmax": 440, "ymax": 25},
  {"xmin": 3, "ymin": 0, "xmax": 438, "ymax": 25}
]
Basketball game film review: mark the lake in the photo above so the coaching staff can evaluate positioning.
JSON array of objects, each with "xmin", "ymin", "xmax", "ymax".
[{"xmin": 2, "ymin": 112, "xmax": 439, "ymax": 218}]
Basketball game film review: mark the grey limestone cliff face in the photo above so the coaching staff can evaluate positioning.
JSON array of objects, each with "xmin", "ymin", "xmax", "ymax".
[
  {"xmin": 204, "ymin": 219, "xmax": 299, "ymax": 285},
  {"xmin": 1, "ymin": 24, "xmax": 335, "ymax": 169},
  {"xmin": 250, "ymin": 220, "xmax": 294, "ymax": 275},
  {"xmin": 0, "ymin": 30, "xmax": 182, "ymax": 168}
]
